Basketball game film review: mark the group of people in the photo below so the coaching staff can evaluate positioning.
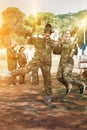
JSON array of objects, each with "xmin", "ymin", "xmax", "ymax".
[
  {"xmin": 7, "ymin": 42, "xmax": 27, "ymax": 85},
  {"xmin": 7, "ymin": 23, "xmax": 86, "ymax": 107},
  {"xmin": 7, "ymin": 39, "xmax": 39, "ymax": 86}
]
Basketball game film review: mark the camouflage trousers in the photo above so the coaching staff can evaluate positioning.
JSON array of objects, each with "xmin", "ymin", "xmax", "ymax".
[
  {"xmin": 8, "ymin": 76, "xmax": 16, "ymax": 85},
  {"xmin": 31, "ymin": 69, "xmax": 39, "ymax": 85},
  {"xmin": 12, "ymin": 57, "xmax": 52, "ymax": 96},
  {"xmin": 56, "ymin": 62, "xmax": 82, "ymax": 88},
  {"xmin": 8, "ymin": 65, "xmax": 17, "ymax": 85},
  {"xmin": 19, "ymin": 75, "xmax": 25, "ymax": 84}
]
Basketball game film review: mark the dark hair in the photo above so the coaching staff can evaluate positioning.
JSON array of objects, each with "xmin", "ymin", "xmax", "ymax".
[
  {"xmin": 19, "ymin": 46, "xmax": 25, "ymax": 52},
  {"xmin": 44, "ymin": 23, "xmax": 52, "ymax": 34}
]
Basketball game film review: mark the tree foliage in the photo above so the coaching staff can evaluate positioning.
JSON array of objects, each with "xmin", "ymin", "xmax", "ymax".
[
  {"xmin": 1, "ymin": 7, "xmax": 25, "ymax": 35},
  {"xmin": 0, "ymin": 7, "xmax": 26, "ymax": 47},
  {"xmin": 0, "ymin": 8, "xmax": 87, "ymax": 48}
]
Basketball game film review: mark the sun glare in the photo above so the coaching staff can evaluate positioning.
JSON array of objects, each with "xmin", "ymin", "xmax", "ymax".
[
  {"xmin": 80, "ymin": 18, "xmax": 86, "ymax": 28},
  {"xmin": 33, "ymin": 8, "xmax": 37, "ymax": 18},
  {"xmin": 0, "ymin": 15, "xmax": 2, "ymax": 27}
]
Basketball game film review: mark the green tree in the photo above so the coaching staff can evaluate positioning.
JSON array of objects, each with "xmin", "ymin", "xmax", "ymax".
[
  {"xmin": 1, "ymin": 7, "xmax": 25, "ymax": 35},
  {"xmin": 0, "ymin": 7, "xmax": 26, "ymax": 48}
]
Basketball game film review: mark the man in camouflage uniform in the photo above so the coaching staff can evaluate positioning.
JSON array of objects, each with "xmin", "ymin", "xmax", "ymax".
[
  {"xmin": 18, "ymin": 46, "xmax": 27, "ymax": 84},
  {"xmin": 10, "ymin": 24, "xmax": 58, "ymax": 106},
  {"xmin": 7, "ymin": 40, "xmax": 17, "ymax": 85},
  {"xmin": 56, "ymin": 30, "xmax": 86, "ymax": 94}
]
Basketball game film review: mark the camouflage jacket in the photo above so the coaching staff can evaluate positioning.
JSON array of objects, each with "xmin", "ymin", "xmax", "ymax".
[
  {"xmin": 30, "ymin": 37, "xmax": 57, "ymax": 66},
  {"xmin": 18, "ymin": 52, "xmax": 27, "ymax": 67},
  {"xmin": 7, "ymin": 47, "xmax": 17, "ymax": 70},
  {"xmin": 59, "ymin": 39, "xmax": 78, "ymax": 67}
]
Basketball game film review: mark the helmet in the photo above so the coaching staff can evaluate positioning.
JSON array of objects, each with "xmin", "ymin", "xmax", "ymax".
[{"xmin": 44, "ymin": 23, "xmax": 52, "ymax": 34}]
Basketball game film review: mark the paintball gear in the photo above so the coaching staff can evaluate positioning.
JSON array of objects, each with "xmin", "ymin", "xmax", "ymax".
[{"xmin": 44, "ymin": 23, "xmax": 53, "ymax": 34}]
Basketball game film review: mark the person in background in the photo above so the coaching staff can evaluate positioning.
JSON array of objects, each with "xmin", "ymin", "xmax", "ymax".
[
  {"xmin": 18, "ymin": 46, "xmax": 27, "ymax": 84},
  {"xmin": 56, "ymin": 30, "xmax": 86, "ymax": 95},
  {"xmin": 7, "ymin": 40, "xmax": 17, "ymax": 86}
]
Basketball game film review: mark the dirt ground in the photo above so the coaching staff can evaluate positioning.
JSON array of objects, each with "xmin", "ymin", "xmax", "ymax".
[{"xmin": 0, "ymin": 73, "xmax": 87, "ymax": 130}]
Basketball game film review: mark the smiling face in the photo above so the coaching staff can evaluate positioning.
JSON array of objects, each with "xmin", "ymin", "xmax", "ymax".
[
  {"xmin": 44, "ymin": 31, "xmax": 51, "ymax": 40},
  {"xmin": 44, "ymin": 24, "xmax": 52, "ymax": 40},
  {"xmin": 64, "ymin": 30, "xmax": 71, "ymax": 40}
]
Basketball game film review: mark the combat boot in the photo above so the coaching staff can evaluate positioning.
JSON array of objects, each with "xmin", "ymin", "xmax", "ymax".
[
  {"xmin": 79, "ymin": 82, "xmax": 86, "ymax": 94},
  {"xmin": 45, "ymin": 95, "xmax": 52, "ymax": 107}
]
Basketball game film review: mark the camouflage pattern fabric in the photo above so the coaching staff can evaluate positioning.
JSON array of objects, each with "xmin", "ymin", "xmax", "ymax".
[
  {"xmin": 11, "ymin": 37, "xmax": 57, "ymax": 96},
  {"xmin": 7, "ymin": 47, "xmax": 17, "ymax": 85},
  {"xmin": 31, "ymin": 69, "xmax": 39, "ymax": 85},
  {"xmin": 18, "ymin": 49, "xmax": 27, "ymax": 84},
  {"xmin": 56, "ymin": 39, "xmax": 82, "ymax": 88}
]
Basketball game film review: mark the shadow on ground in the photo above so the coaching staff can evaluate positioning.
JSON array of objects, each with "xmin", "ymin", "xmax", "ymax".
[{"xmin": 0, "ymin": 74, "xmax": 87, "ymax": 130}]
